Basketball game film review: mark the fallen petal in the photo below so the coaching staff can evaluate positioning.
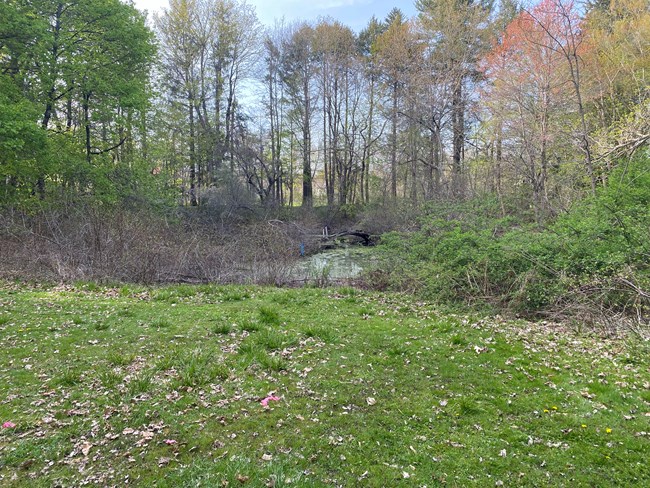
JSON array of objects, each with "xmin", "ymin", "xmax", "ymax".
[{"xmin": 261, "ymin": 395, "xmax": 281, "ymax": 407}]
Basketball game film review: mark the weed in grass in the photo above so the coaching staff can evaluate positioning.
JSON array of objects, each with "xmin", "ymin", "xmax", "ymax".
[
  {"xmin": 210, "ymin": 363, "xmax": 230, "ymax": 381},
  {"xmin": 435, "ymin": 321, "xmax": 454, "ymax": 333},
  {"xmin": 129, "ymin": 403, "xmax": 152, "ymax": 427},
  {"xmin": 176, "ymin": 349, "xmax": 228, "ymax": 387},
  {"xmin": 117, "ymin": 307, "xmax": 135, "ymax": 318},
  {"xmin": 270, "ymin": 293, "xmax": 291, "ymax": 305},
  {"xmin": 212, "ymin": 322, "xmax": 232, "ymax": 335},
  {"xmin": 232, "ymin": 351, "xmax": 256, "ymax": 369},
  {"xmin": 74, "ymin": 281, "xmax": 100, "ymax": 292},
  {"xmin": 71, "ymin": 315, "xmax": 85, "ymax": 325},
  {"xmin": 338, "ymin": 286, "xmax": 357, "ymax": 297},
  {"xmin": 240, "ymin": 319, "xmax": 261, "ymax": 332},
  {"xmin": 289, "ymin": 296, "xmax": 312, "ymax": 306},
  {"xmin": 257, "ymin": 353, "xmax": 287, "ymax": 372},
  {"xmin": 161, "ymin": 458, "xmax": 308, "ymax": 488},
  {"xmin": 152, "ymin": 317, "xmax": 173, "ymax": 329},
  {"xmin": 238, "ymin": 338, "xmax": 261, "ymax": 356},
  {"xmin": 94, "ymin": 321, "xmax": 110, "ymax": 331},
  {"xmin": 358, "ymin": 306, "xmax": 373, "ymax": 317},
  {"xmin": 222, "ymin": 290, "xmax": 250, "ymax": 302},
  {"xmin": 155, "ymin": 354, "xmax": 176, "ymax": 371},
  {"xmin": 255, "ymin": 329, "xmax": 284, "ymax": 350},
  {"xmin": 196, "ymin": 284, "xmax": 218, "ymax": 295},
  {"xmin": 177, "ymin": 353, "xmax": 207, "ymax": 387},
  {"xmin": 459, "ymin": 399, "xmax": 483, "ymax": 416},
  {"xmin": 387, "ymin": 345, "xmax": 408, "ymax": 357},
  {"xmin": 623, "ymin": 338, "xmax": 650, "ymax": 365},
  {"xmin": 107, "ymin": 351, "xmax": 135, "ymax": 367},
  {"xmin": 128, "ymin": 371, "xmax": 154, "ymax": 396},
  {"xmin": 173, "ymin": 284, "xmax": 200, "ymax": 298},
  {"xmin": 451, "ymin": 334, "xmax": 468, "ymax": 346},
  {"xmin": 98, "ymin": 369, "xmax": 123, "ymax": 388},
  {"xmin": 258, "ymin": 306, "xmax": 280, "ymax": 326},
  {"xmin": 54, "ymin": 368, "xmax": 82, "ymax": 387},
  {"xmin": 153, "ymin": 290, "xmax": 176, "ymax": 302},
  {"xmin": 0, "ymin": 315, "xmax": 10, "ymax": 326},
  {"xmin": 118, "ymin": 286, "xmax": 132, "ymax": 297},
  {"xmin": 302, "ymin": 325, "xmax": 332, "ymax": 342},
  {"xmin": 255, "ymin": 329, "xmax": 296, "ymax": 351}
]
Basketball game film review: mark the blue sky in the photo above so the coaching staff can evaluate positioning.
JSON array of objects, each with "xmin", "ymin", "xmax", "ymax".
[{"xmin": 133, "ymin": 0, "xmax": 418, "ymax": 31}]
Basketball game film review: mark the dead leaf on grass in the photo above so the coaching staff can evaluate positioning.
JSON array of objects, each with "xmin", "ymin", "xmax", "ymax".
[{"xmin": 80, "ymin": 442, "xmax": 93, "ymax": 457}]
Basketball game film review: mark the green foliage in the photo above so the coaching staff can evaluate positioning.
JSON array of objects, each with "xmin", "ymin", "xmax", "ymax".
[
  {"xmin": 54, "ymin": 368, "xmax": 82, "ymax": 387},
  {"xmin": 380, "ymin": 154, "xmax": 650, "ymax": 316},
  {"xmin": 0, "ymin": 0, "xmax": 157, "ymax": 209},
  {"xmin": 212, "ymin": 321, "xmax": 232, "ymax": 335},
  {"xmin": 175, "ymin": 349, "xmax": 229, "ymax": 388},
  {"xmin": 0, "ymin": 75, "xmax": 47, "ymax": 203},
  {"xmin": 152, "ymin": 317, "xmax": 173, "ymax": 329},
  {"xmin": 128, "ymin": 371, "xmax": 154, "ymax": 396},
  {"xmin": 258, "ymin": 305, "xmax": 281, "ymax": 326}
]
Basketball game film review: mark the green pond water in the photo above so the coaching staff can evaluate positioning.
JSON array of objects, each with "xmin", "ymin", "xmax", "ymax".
[{"xmin": 293, "ymin": 246, "xmax": 376, "ymax": 281}]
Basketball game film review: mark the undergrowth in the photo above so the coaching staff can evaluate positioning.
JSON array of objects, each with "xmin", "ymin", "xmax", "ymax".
[{"xmin": 379, "ymin": 154, "xmax": 650, "ymax": 330}]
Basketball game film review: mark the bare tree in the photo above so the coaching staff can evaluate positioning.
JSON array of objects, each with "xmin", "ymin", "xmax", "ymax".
[{"xmin": 281, "ymin": 23, "xmax": 317, "ymax": 207}]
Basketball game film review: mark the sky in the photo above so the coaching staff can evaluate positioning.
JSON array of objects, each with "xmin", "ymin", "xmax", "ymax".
[{"xmin": 132, "ymin": 0, "xmax": 418, "ymax": 32}]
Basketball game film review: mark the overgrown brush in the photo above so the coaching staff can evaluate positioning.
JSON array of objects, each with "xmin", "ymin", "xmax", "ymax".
[
  {"xmin": 0, "ymin": 201, "xmax": 300, "ymax": 285},
  {"xmin": 379, "ymin": 154, "xmax": 650, "ymax": 332}
]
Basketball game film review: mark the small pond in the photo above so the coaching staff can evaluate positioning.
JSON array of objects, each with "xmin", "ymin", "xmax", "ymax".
[{"xmin": 292, "ymin": 246, "xmax": 377, "ymax": 281}]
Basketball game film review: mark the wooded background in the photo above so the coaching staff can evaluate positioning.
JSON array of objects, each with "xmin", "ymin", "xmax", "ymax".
[{"xmin": 2, "ymin": 0, "xmax": 647, "ymax": 219}]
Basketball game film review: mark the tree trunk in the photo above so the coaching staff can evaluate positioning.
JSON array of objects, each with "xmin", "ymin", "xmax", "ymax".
[
  {"xmin": 495, "ymin": 121, "xmax": 505, "ymax": 217},
  {"xmin": 83, "ymin": 91, "xmax": 92, "ymax": 163},
  {"xmin": 390, "ymin": 81, "xmax": 398, "ymax": 200},
  {"xmin": 189, "ymin": 93, "xmax": 197, "ymax": 206},
  {"xmin": 302, "ymin": 75, "xmax": 313, "ymax": 207},
  {"xmin": 452, "ymin": 78, "xmax": 464, "ymax": 194},
  {"xmin": 37, "ymin": 2, "xmax": 65, "ymax": 199}
]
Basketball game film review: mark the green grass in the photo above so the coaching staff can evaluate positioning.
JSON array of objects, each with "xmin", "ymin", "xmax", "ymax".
[
  {"xmin": 0, "ymin": 281, "xmax": 649, "ymax": 486},
  {"xmin": 258, "ymin": 305, "xmax": 281, "ymax": 326},
  {"xmin": 212, "ymin": 321, "xmax": 232, "ymax": 335}
]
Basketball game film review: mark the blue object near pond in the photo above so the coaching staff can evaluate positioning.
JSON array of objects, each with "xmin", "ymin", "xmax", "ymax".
[{"xmin": 300, "ymin": 242, "xmax": 305, "ymax": 257}]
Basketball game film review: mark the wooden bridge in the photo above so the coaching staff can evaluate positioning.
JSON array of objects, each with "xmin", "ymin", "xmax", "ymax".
[{"xmin": 318, "ymin": 229, "xmax": 375, "ymax": 246}]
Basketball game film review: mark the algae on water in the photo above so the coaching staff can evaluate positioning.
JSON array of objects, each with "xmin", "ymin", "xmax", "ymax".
[{"xmin": 293, "ymin": 247, "xmax": 375, "ymax": 281}]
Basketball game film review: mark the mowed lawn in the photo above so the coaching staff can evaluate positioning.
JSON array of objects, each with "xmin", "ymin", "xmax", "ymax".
[{"xmin": 0, "ymin": 282, "xmax": 648, "ymax": 487}]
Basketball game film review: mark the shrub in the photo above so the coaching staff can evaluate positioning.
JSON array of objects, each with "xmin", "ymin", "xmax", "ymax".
[{"xmin": 378, "ymin": 154, "xmax": 650, "ymax": 324}]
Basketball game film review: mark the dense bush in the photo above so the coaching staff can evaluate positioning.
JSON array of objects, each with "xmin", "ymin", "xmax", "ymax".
[
  {"xmin": 0, "ymin": 200, "xmax": 301, "ymax": 285},
  {"xmin": 379, "ymin": 154, "xmax": 650, "ymax": 325}
]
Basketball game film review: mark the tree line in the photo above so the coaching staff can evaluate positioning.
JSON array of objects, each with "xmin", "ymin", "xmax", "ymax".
[{"xmin": 1, "ymin": 0, "xmax": 648, "ymax": 222}]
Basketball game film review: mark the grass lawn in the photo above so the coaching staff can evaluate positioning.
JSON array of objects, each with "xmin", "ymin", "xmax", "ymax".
[{"xmin": 0, "ymin": 281, "xmax": 648, "ymax": 487}]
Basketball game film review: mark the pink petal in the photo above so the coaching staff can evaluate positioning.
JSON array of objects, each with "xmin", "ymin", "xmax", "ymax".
[
  {"xmin": 164, "ymin": 439, "xmax": 177, "ymax": 445},
  {"xmin": 2, "ymin": 421, "xmax": 16, "ymax": 429},
  {"xmin": 260, "ymin": 395, "xmax": 281, "ymax": 407}
]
